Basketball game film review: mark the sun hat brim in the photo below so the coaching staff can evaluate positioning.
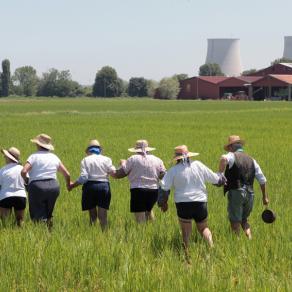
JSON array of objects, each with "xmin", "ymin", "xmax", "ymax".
[
  {"xmin": 128, "ymin": 147, "xmax": 156, "ymax": 153},
  {"xmin": 224, "ymin": 139, "xmax": 245, "ymax": 151},
  {"xmin": 173, "ymin": 152, "xmax": 199, "ymax": 161},
  {"xmin": 1, "ymin": 149, "xmax": 19, "ymax": 163},
  {"xmin": 30, "ymin": 139, "xmax": 54, "ymax": 151}
]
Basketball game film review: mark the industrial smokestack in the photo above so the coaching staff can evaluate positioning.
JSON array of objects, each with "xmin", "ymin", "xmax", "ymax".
[
  {"xmin": 283, "ymin": 36, "xmax": 292, "ymax": 59},
  {"xmin": 205, "ymin": 38, "xmax": 242, "ymax": 76}
]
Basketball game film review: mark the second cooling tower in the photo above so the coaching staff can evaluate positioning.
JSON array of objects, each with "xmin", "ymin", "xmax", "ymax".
[
  {"xmin": 205, "ymin": 38, "xmax": 242, "ymax": 76},
  {"xmin": 283, "ymin": 36, "xmax": 292, "ymax": 59}
]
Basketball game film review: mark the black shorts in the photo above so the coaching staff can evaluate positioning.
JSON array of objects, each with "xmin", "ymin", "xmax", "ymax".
[
  {"xmin": 0, "ymin": 197, "xmax": 26, "ymax": 211},
  {"xmin": 175, "ymin": 202, "xmax": 208, "ymax": 223},
  {"xmin": 28, "ymin": 179, "xmax": 60, "ymax": 221},
  {"xmin": 130, "ymin": 188, "xmax": 158, "ymax": 213},
  {"xmin": 82, "ymin": 181, "xmax": 111, "ymax": 211}
]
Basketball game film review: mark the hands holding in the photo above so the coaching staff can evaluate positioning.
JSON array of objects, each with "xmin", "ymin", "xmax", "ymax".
[{"xmin": 67, "ymin": 181, "xmax": 75, "ymax": 192}]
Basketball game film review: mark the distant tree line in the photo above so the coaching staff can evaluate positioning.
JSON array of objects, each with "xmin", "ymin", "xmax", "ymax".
[{"xmin": 0, "ymin": 59, "xmax": 190, "ymax": 99}]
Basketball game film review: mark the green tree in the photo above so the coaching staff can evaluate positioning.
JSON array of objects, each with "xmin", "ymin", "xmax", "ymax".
[
  {"xmin": 157, "ymin": 77, "xmax": 180, "ymax": 100},
  {"xmin": 128, "ymin": 77, "xmax": 148, "ymax": 97},
  {"xmin": 12, "ymin": 66, "xmax": 38, "ymax": 96},
  {"xmin": 199, "ymin": 63, "xmax": 225, "ymax": 76},
  {"xmin": 37, "ymin": 68, "xmax": 83, "ymax": 97},
  {"xmin": 92, "ymin": 66, "xmax": 123, "ymax": 97},
  {"xmin": 173, "ymin": 73, "xmax": 188, "ymax": 81},
  {"xmin": 241, "ymin": 69, "xmax": 257, "ymax": 76},
  {"xmin": 146, "ymin": 80, "xmax": 158, "ymax": 98},
  {"xmin": 271, "ymin": 57, "xmax": 292, "ymax": 65},
  {"xmin": 1, "ymin": 59, "xmax": 11, "ymax": 97}
]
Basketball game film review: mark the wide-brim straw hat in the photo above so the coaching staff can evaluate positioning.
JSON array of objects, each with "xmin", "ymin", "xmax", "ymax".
[
  {"xmin": 173, "ymin": 145, "xmax": 199, "ymax": 161},
  {"xmin": 86, "ymin": 139, "xmax": 100, "ymax": 151},
  {"xmin": 128, "ymin": 139, "xmax": 156, "ymax": 153},
  {"xmin": 1, "ymin": 147, "xmax": 20, "ymax": 163},
  {"xmin": 31, "ymin": 133, "xmax": 54, "ymax": 151},
  {"xmin": 224, "ymin": 135, "xmax": 245, "ymax": 151}
]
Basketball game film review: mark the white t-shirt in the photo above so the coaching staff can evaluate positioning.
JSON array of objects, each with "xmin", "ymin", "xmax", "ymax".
[
  {"xmin": 123, "ymin": 154, "xmax": 166, "ymax": 189},
  {"xmin": 77, "ymin": 154, "xmax": 116, "ymax": 184},
  {"xmin": 161, "ymin": 160, "xmax": 219, "ymax": 203},
  {"xmin": 27, "ymin": 151, "xmax": 61, "ymax": 182},
  {"xmin": 222, "ymin": 152, "xmax": 267, "ymax": 185},
  {"xmin": 0, "ymin": 163, "xmax": 26, "ymax": 200}
]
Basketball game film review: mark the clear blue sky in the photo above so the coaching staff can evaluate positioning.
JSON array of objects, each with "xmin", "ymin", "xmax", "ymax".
[{"xmin": 1, "ymin": 0, "xmax": 292, "ymax": 84}]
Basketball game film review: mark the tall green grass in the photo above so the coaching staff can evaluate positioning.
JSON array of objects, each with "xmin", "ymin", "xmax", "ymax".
[{"xmin": 0, "ymin": 98, "xmax": 291, "ymax": 291}]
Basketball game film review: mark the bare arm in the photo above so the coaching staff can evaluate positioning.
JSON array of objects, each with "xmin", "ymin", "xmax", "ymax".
[
  {"xmin": 219, "ymin": 156, "xmax": 228, "ymax": 173},
  {"xmin": 260, "ymin": 183, "xmax": 269, "ymax": 205},
  {"xmin": 21, "ymin": 162, "xmax": 31, "ymax": 184},
  {"xmin": 58, "ymin": 162, "xmax": 71, "ymax": 190}
]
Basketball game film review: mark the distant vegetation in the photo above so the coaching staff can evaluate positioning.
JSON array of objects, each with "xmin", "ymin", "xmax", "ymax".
[{"xmin": 199, "ymin": 63, "xmax": 225, "ymax": 76}]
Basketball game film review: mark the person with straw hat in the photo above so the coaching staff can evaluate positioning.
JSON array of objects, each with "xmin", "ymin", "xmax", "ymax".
[
  {"xmin": 0, "ymin": 147, "xmax": 26, "ymax": 227},
  {"xmin": 21, "ymin": 134, "xmax": 70, "ymax": 229},
  {"xmin": 158, "ymin": 145, "xmax": 225, "ymax": 250},
  {"xmin": 218, "ymin": 135, "xmax": 269, "ymax": 239},
  {"xmin": 116, "ymin": 139, "xmax": 166, "ymax": 223},
  {"xmin": 69, "ymin": 139, "xmax": 116, "ymax": 230}
]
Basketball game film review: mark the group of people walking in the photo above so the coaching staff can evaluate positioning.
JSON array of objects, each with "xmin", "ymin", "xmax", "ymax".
[{"xmin": 0, "ymin": 133, "xmax": 269, "ymax": 249}]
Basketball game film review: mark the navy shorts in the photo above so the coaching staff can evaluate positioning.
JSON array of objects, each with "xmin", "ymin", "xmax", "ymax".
[
  {"xmin": 28, "ymin": 179, "xmax": 60, "ymax": 221},
  {"xmin": 175, "ymin": 202, "xmax": 208, "ymax": 223},
  {"xmin": 130, "ymin": 188, "xmax": 158, "ymax": 213},
  {"xmin": 82, "ymin": 181, "xmax": 111, "ymax": 211},
  {"xmin": 0, "ymin": 197, "xmax": 26, "ymax": 211}
]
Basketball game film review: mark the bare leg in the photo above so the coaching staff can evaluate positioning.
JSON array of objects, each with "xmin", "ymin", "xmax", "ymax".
[
  {"xmin": 230, "ymin": 221, "xmax": 241, "ymax": 236},
  {"xmin": 145, "ymin": 210, "xmax": 155, "ymax": 221},
  {"xmin": 179, "ymin": 218, "xmax": 192, "ymax": 250},
  {"xmin": 196, "ymin": 220, "xmax": 213, "ymax": 247},
  {"xmin": 47, "ymin": 218, "xmax": 53, "ymax": 231},
  {"xmin": 0, "ymin": 207, "xmax": 11, "ymax": 221},
  {"xmin": 97, "ymin": 207, "xmax": 108, "ymax": 231},
  {"xmin": 89, "ymin": 208, "xmax": 98, "ymax": 225},
  {"xmin": 14, "ymin": 209, "xmax": 25, "ymax": 227},
  {"xmin": 241, "ymin": 221, "xmax": 252, "ymax": 240},
  {"xmin": 134, "ymin": 212, "xmax": 146, "ymax": 223}
]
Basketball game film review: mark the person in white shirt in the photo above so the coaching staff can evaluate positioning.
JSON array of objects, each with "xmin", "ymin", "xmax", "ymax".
[
  {"xmin": 69, "ymin": 140, "xmax": 116, "ymax": 230},
  {"xmin": 21, "ymin": 134, "xmax": 70, "ymax": 229},
  {"xmin": 117, "ymin": 140, "xmax": 166, "ymax": 223},
  {"xmin": 219, "ymin": 135, "xmax": 269, "ymax": 239},
  {"xmin": 159, "ymin": 145, "xmax": 224, "ymax": 250},
  {"xmin": 0, "ymin": 147, "xmax": 26, "ymax": 226}
]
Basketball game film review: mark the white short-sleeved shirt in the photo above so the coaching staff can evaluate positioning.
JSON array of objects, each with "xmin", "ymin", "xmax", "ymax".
[
  {"xmin": 122, "ymin": 154, "xmax": 166, "ymax": 189},
  {"xmin": 222, "ymin": 152, "xmax": 267, "ymax": 185},
  {"xmin": 77, "ymin": 154, "xmax": 116, "ymax": 184},
  {"xmin": 161, "ymin": 160, "xmax": 219, "ymax": 203},
  {"xmin": 27, "ymin": 151, "xmax": 61, "ymax": 182},
  {"xmin": 0, "ymin": 163, "xmax": 26, "ymax": 200}
]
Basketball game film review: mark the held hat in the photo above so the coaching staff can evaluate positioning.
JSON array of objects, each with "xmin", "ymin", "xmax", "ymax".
[
  {"xmin": 173, "ymin": 145, "xmax": 199, "ymax": 161},
  {"xmin": 224, "ymin": 135, "xmax": 245, "ymax": 151},
  {"xmin": 1, "ymin": 147, "xmax": 20, "ymax": 163},
  {"xmin": 128, "ymin": 140, "xmax": 156, "ymax": 153},
  {"xmin": 30, "ymin": 134, "xmax": 54, "ymax": 151},
  {"xmin": 262, "ymin": 208, "xmax": 276, "ymax": 224}
]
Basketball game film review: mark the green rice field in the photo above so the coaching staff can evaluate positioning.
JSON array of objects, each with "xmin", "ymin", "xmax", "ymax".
[{"xmin": 0, "ymin": 98, "xmax": 291, "ymax": 291}]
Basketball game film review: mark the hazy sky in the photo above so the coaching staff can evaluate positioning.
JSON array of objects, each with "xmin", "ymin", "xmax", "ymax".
[{"xmin": 1, "ymin": 0, "xmax": 292, "ymax": 84}]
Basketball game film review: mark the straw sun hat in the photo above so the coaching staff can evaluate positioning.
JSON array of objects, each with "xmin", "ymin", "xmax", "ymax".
[
  {"xmin": 1, "ymin": 147, "xmax": 20, "ymax": 163},
  {"xmin": 30, "ymin": 134, "xmax": 54, "ymax": 151},
  {"xmin": 128, "ymin": 140, "xmax": 156, "ymax": 153},
  {"xmin": 224, "ymin": 135, "xmax": 245, "ymax": 151},
  {"xmin": 173, "ymin": 145, "xmax": 199, "ymax": 161}
]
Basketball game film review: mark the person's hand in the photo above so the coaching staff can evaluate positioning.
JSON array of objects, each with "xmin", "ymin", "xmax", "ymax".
[
  {"xmin": 160, "ymin": 202, "xmax": 168, "ymax": 212},
  {"xmin": 120, "ymin": 159, "xmax": 126, "ymax": 166},
  {"xmin": 67, "ymin": 181, "xmax": 74, "ymax": 191},
  {"xmin": 263, "ymin": 195, "xmax": 269, "ymax": 205}
]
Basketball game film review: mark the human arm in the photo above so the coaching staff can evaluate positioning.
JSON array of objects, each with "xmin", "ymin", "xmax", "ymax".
[
  {"xmin": 219, "ymin": 155, "xmax": 228, "ymax": 173},
  {"xmin": 254, "ymin": 159, "xmax": 269, "ymax": 205},
  {"xmin": 113, "ymin": 159, "xmax": 129, "ymax": 179},
  {"xmin": 58, "ymin": 162, "xmax": 71, "ymax": 191},
  {"xmin": 21, "ymin": 162, "xmax": 32, "ymax": 185},
  {"xmin": 158, "ymin": 170, "xmax": 174, "ymax": 212}
]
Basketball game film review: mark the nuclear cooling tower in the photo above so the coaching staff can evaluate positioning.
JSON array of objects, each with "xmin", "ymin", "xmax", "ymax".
[
  {"xmin": 283, "ymin": 36, "xmax": 292, "ymax": 59},
  {"xmin": 205, "ymin": 38, "xmax": 242, "ymax": 76}
]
